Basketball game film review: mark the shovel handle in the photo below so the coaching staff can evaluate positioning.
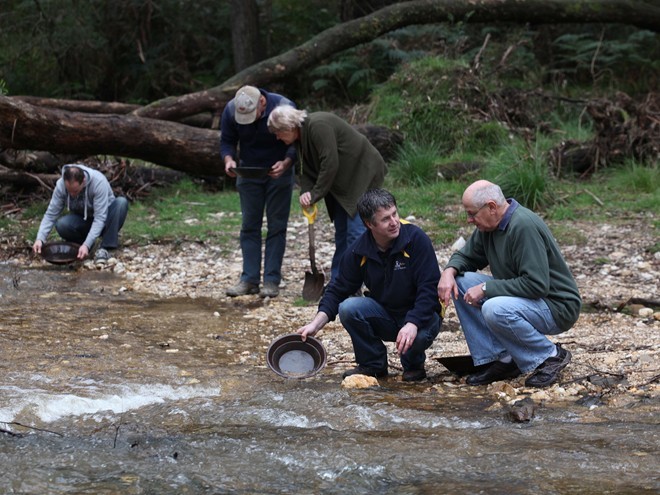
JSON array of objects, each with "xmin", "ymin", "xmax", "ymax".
[{"xmin": 302, "ymin": 204, "xmax": 318, "ymax": 225}]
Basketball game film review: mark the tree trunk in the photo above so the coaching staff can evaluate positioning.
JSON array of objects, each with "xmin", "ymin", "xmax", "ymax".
[
  {"xmin": 230, "ymin": 0, "xmax": 263, "ymax": 71},
  {"xmin": 0, "ymin": 97, "xmax": 222, "ymax": 176},
  {"xmin": 340, "ymin": 0, "xmax": 401, "ymax": 21},
  {"xmin": 12, "ymin": 96, "xmax": 140, "ymax": 115}
]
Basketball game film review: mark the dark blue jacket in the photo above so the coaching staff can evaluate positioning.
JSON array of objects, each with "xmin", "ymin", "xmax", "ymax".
[
  {"xmin": 319, "ymin": 222, "xmax": 442, "ymax": 329},
  {"xmin": 220, "ymin": 88, "xmax": 297, "ymax": 170}
]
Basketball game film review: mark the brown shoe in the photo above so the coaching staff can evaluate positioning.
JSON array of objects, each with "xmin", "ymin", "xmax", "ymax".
[{"xmin": 226, "ymin": 281, "xmax": 259, "ymax": 297}]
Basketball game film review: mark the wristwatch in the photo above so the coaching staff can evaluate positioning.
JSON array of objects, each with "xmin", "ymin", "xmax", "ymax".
[{"xmin": 481, "ymin": 283, "xmax": 487, "ymax": 294}]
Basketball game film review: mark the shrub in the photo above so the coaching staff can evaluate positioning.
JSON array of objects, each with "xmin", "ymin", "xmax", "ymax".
[
  {"xmin": 486, "ymin": 138, "xmax": 554, "ymax": 210},
  {"xmin": 388, "ymin": 141, "xmax": 442, "ymax": 186}
]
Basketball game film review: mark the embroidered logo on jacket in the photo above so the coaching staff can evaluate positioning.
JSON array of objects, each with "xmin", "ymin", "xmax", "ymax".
[{"xmin": 394, "ymin": 260, "xmax": 407, "ymax": 271}]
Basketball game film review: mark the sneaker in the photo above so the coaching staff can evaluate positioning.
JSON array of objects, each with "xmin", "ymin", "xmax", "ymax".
[
  {"xmin": 402, "ymin": 368, "xmax": 427, "ymax": 382},
  {"xmin": 94, "ymin": 248, "xmax": 110, "ymax": 264},
  {"xmin": 226, "ymin": 281, "xmax": 259, "ymax": 297},
  {"xmin": 466, "ymin": 360, "xmax": 521, "ymax": 386},
  {"xmin": 525, "ymin": 344, "xmax": 572, "ymax": 388},
  {"xmin": 260, "ymin": 281, "xmax": 280, "ymax": 298},
  {"xmin": 342, "ymin": 365, "xmax": 388, "ymax": 379}
]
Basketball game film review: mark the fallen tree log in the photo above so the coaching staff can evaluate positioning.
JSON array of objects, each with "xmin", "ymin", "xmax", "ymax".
[
  {"xmin": 0, "ymin": 97, "xmax": 403, "ymax": 175},
  {"xmin": 0, "ymin": 96, "xmax": 223, "ymax": 176},
  {"xmin": 9, "ymin": 96, "xmax": 214, "ymax": 128}
]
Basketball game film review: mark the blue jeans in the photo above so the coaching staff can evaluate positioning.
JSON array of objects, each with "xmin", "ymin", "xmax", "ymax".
[
  {"xmin": 338, "ymin": 296, "xmax": 441, "ymax": 371},
  {"xmin": 237, "ymin": 173, "xmax": 293, "ymax": 285},
  {"xmin": 331, "ymin": 206, "xmax": 366, "ymax": 281},
  {"xmin": 453, "ymin": 272, "xmax": 563, "ymax": 373},
  {"xmin": 55, "ymin": 197, "xmax": 129, "ymax": 249}
]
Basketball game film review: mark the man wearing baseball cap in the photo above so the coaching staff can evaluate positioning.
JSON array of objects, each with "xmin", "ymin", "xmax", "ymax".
[{"xmin": 220, "ymin": 86, "xmax": 297, "ymax": 298}]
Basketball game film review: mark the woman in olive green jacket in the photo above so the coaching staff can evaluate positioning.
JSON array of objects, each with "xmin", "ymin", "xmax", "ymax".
[{"xmin": 268, "ymin": 107, "xmax": 387, "ymax": 281}]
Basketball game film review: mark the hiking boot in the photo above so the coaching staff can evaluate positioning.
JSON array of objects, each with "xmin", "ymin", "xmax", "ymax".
[
  {"xmin": 402, "ymin": 368, "xmax": 427, "ymax": 382},
  {"xmin": 525, "ymin": 344, "xmax": 572, "ymax": 388},
  {"xmin": 342, "ymin": 365, "xmax": 388, "ymax": 379},
  {"xmin": 94, "ymin": 248, "xmax": 110, "ymax": 264},
  {"xmin": 260, "ymin": 281, "xmax": 280, "ymax": 298},
  {"xmin": 466, "ymin": 360, "xmax": 521, "ymax": 386},
  {"xmin": 226, "ymin": 281, "xmax": 259, "ymax": 297}
]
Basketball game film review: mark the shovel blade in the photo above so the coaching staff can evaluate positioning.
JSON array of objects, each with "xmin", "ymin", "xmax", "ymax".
[{"xmin": 302, "ymin": 271, "xmax": 325, "ymax": 301}]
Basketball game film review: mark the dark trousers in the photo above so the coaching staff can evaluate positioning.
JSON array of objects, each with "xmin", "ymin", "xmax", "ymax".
[{"xmin": 55, "ymin": 197, "xmax": 129, "ymax": 249}]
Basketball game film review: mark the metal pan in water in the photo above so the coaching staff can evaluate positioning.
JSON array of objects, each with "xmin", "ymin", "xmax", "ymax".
[{"xmin": 266, "ymin": 333, "xmax": 327, "ymax": 379}]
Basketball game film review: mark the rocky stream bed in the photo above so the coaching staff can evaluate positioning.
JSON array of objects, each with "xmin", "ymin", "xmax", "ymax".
[{"xmin": 5, "ymin": 207, "xmax": 660, "ymax": 412}]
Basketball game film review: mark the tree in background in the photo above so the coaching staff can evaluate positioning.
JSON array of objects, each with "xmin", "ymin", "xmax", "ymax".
[
  {"xmin": 0, "ymin": 0, "xmax": 339, "ymax": 101},
  {"xmin": 230, "ymin": 0, "xmax": 262, "ymax": 71}
]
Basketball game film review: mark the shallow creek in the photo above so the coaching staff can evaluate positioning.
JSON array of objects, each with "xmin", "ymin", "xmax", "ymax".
[{"xmin": 0, "ymin": 264, "xmax": 658, "ymax": 494}]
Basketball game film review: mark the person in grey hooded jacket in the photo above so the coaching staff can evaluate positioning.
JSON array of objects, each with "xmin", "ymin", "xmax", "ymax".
[{"xmin": 32, "ymin": 164, "xmax": 129, "ymax": 262}]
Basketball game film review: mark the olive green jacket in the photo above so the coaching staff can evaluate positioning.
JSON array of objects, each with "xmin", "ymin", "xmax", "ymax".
[
  {"xmin": 446, "ymin": 200, "xmax": 582, "ymax": 331},
  {"xmin": 297, "ymin": 112, "xmax": 386, "ymax": 217}
]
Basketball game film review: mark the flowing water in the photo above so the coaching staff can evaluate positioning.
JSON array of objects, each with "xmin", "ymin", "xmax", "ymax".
[{"xmin": 1, "ymin": 264, "xmax": 658, "ymax": 494}]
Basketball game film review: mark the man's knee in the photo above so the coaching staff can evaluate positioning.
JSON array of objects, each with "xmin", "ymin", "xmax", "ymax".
[
  {"xmin": 338, "ymin": 297, "xmax": 366, "ymax": 321},
  {"xmin": 112, "ymin": 197, "xmax": 129, "ymax": 217},
  {"xmin": 55, "ymin": 214, "xmax": 82, "ymax": 233},
  {"xmin": 481, "ymin": 298, "xmax": 517, "ymax": 328}
]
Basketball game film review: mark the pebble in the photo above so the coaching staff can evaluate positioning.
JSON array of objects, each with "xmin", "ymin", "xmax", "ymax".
[{"xmin": 638, "ymin": 307, "xmax": 654, "ymax": 317}]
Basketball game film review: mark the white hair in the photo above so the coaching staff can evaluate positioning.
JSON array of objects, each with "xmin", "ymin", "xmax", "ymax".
[
  {"xmin": 267, "ymin": 105, "xmax": 308, "ymax": 132},
  {"xmin": 472, "ymin": 183, "xmax": 506, "ymax": 206}
]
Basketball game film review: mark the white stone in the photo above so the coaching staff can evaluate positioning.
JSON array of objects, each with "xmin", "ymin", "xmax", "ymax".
[{"xmin": 639, "ymin": 307, "xmax": 654, "ymax": 317}]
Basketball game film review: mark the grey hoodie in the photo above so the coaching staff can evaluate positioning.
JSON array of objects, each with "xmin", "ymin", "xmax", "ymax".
[{"xmin": 36, "ymin": 164, "xmax": 115, "ymax": 249}]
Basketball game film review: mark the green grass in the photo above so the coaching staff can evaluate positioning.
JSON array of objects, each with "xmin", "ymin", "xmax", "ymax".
[
  {"xmin": 18, "ymin": 179, "xmax": 247, "ymax": 252},
  {"xmin": 388, "ymin": 141, "xmax": 443, "ymax": 186},
  {"xmin": 484, "ymin": 137, "xmax": 554, "ymax": 211},
  {"xmin": 120, "ymin": 179, "xmax": 243, "ymax": 246},
  {"xmin": 608, "ymin": 160, "xmax": 660, "ymax": 195},
  {"xmin": 6, "ymin": 167, "xmax": 657, "ymax": 254}
]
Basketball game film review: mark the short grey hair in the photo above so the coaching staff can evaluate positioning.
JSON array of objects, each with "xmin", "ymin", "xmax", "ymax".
[
  {"xmin": 357, "ymin": 188, "xmax": 397, "ymax": 223},
  {"xmin": 471, "ymin": 183, "xmax": 506, "ymax": 207},
  {"xmin": 267, "ymin": 106, "xmax": 308, "ymax": 132}
]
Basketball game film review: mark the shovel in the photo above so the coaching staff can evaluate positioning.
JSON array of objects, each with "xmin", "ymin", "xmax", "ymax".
[{"xmin": 302, "ymin": 204, "xmax": 325, "ymax": 301}]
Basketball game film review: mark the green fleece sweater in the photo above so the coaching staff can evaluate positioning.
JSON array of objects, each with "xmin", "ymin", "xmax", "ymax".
[
  {"xmin": 297, "ymin": 112, "xmax": 386, "ymax": 217},
  {"xmin": 446, "ymin": 200, "xmax": 581, "ymax": 332}
]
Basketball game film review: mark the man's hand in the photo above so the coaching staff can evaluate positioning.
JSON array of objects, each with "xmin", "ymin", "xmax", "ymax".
[
  {"xmin": 437, "ymin": 268, "xmax": 459, "ymax": 307},
  {"xmin": 224, "ymin": 158, "xmax": 237, "ymax": 178},
  {"xmin": 269, "ymin": 159, "xmax": 290, "ymax": 179},
  {"xmin": 299, "ymin": 192, "xmax": 312, "ymax": 207},
  {"xmin": 463, "ymin": 284, "xmax": 486, "ymax": 307},
  {"xmin": 396, "ymin": 322, "xmax": 418, "ymax": 355},
  {"xmin": 296, "ymin": 312, "xmax": 329, "ymax": 341},
  {"xmin": 77, "ymin": 245, "xmax": 89, "ymax": 260},
  {"xmin": 32, "ymin": 239, "xmax": 43, "ymax": 254}
]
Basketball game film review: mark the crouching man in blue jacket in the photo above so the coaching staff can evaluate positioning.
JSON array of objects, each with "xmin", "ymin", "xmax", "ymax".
[{"xmin": 297, "ymin": 188, "xmax": 443, "ymax": 382}]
